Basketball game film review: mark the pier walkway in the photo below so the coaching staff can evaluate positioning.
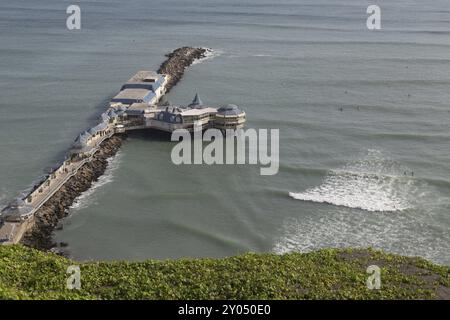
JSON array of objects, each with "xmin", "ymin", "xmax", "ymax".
[
  {"xmin": 0, "ymin": 128, "xmax": 115, "ymax": 244},
  {"xmin": 28, "ymin": 129, "xmax": 114, "ymax": 214},
  {"xmin": 0, "ymin": 47, "xmax": 218, "ymax": 246}
]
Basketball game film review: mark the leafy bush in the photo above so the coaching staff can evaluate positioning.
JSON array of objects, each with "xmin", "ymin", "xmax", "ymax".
[{"xmin": 0, "ymin": 245, "xmax": 448, "ymax": 300}]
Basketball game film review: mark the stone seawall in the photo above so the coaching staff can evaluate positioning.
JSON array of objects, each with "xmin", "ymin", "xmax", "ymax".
[
  {"xmin": 21, "ymin": 136, "xmax": 122, "ymax": 250},
  {"xmin": 19, "ymin": 47, "xmax": 208, "ymax": 251},
  {"xmin": 158, "ymin": 47, "xmax": 207, "ymax": 93}
]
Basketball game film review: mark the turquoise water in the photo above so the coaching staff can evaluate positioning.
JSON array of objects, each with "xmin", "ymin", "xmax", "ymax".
[{"xmin": 1, "ymin": 0, "xmax": 449, "ymax": 264}]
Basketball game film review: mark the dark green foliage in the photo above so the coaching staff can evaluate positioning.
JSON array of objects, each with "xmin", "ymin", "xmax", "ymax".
[{"xmin": 0, "ymin": 245, "xmax": 449, "ymax": 300}]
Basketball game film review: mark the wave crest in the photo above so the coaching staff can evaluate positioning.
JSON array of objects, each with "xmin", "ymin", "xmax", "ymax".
[{"xmin": 289, "ymin": 149, "xmax": 419, "ymax": 212}]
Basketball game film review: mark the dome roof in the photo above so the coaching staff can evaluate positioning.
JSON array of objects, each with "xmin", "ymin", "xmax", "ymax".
[{"xmin": 217, "ymin": 104, "xmax": 243, "ymax": 116}]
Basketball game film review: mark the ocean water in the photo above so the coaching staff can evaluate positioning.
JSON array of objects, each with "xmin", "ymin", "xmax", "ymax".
[{"xmin": 1, "ymin": 0, "xmax": 449, "ymax": 264}]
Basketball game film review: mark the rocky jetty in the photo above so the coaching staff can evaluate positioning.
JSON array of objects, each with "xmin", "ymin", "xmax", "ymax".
[
  {"xmin": 19, "ymin": 47, "xmax": 207, "ymax": 251},
  {"xmin": 158, "ymin": 46, "xmax": 208, "ymax": 93},
  {"xmin": 21, "ymin": 136, "xmax": 122, "ymax": 250}
]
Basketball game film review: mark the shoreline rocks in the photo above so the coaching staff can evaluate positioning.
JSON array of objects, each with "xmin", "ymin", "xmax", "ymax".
[
  {"xmin": 20, "ymin": 47, "xmax": 207, "ymax": 251},
  {"xmin": 158, "ymin": 47, "xmax": 208, "ymax": 93},
  {"xmin": 21, "ymin": 135, "xmax": 123, "ymax": 250}
]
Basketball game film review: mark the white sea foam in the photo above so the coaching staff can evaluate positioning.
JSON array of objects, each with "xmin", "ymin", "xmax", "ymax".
[
  {"xmin": 278, "ymin": 149, "xmax": 450, "ymax": 265},
  {"xmin": 273, "ymin": 206, "xmax": 450, "ymax": 265},
  {"xmin": 192, "ymin": 48, "xmax": 223, "ymax": 65},
  {"xmin": 289, "ymin": 149, "xmax": 417, "ymax": 212},
  {"xmin": 69, "ymin": 152, "xmax": 122, "ymax": 211}
]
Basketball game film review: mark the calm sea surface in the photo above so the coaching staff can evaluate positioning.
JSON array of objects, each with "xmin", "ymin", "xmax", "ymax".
[{"xmin": 1, "ymin": 0, "xmax": 449, "ymax": 264}]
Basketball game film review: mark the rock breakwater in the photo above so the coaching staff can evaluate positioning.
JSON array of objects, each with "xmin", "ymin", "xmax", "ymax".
[
  {"xmin": 158, "ymin": 46, "xmax": 208, "ymax": 93},
  {"xmin": 19, "ymin": 47, "xmax": 207, "ymax": 251},
  {"xmin": 21, "ymin": 136, "xmax": 122, "ymax": 250}
]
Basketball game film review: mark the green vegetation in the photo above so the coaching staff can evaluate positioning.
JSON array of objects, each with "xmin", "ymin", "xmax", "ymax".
[{"xmin": 0, "ymin": 245, "xmax": 449, "ymax": 300}]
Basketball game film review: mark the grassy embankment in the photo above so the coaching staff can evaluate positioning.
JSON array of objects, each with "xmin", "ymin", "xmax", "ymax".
[{"xmin": 0, "ymin": 245, "xmax": 449, "ymax": 300}]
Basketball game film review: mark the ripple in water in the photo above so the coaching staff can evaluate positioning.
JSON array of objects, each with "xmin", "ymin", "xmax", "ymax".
[{"xmin": 289, "ymin": 149, "xmax": 418, "ymax": 212}]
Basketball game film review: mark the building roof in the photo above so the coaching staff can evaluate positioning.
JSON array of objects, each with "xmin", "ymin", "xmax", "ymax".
[
  {"xmin": 125, "ymin": 109, "xmax": 145, "ymax": 116},
  {"xmin": 101, "ymin": 112, "xmax": 110, "ymax": 121},
  {"xmin": 181, "ymin": 107, "xmax": 217, "ymax": 116},
  {"xmin": 88, "ymin": 122, "xmax": 108, "ymax": 135},
  {"xmin": 129, "ymin": 103, "xmax": 149, "ymax": 111},
  {"xmin": 112, "ymin": 89, "xmax": 151, "ymax": 100},
  {"xmin": 154, "ymin": 106, "xmax": 185, "ymax": 123},
  {"xmin": 98, "ymin": 121, "xmax": 108, "ymax": 130},
  {"xmin": 217, "ymin": 104, "xmax": 245, "ymax": 116},
  {"xmin": 71, "ymin": 131, "xmax": 94, "ymax": 153},
  {"xmin": 75, "ymin": 131, "xmax": 91, "ymax": 144},
  {"xmin": 121, "ymin": 71, "xmax": 165, "ymax": 93},
  {"xmin": 127, "ymin": 71, "xmax": 160, "ymax": 83},
  {"xmin": 162, "ymin": 106, "xmax": 184, "ymax": 114},
  {"xmin": 110, "ymin": 102, "xmax": 125, "ymax": 108},
  {"xmin": 111, "ymin": 89, "xmax": 156, "ymax": 105},
  {"xmin": 113, "ymin": 105, "xmax": 127, "ymax": 116},
  {"xmin": 188, "ymin": 93, "xmax": 204, "ymax": 108},
  {"xmin": 107, "ymin": 109, "xmax": 118, "ymax": 118}
]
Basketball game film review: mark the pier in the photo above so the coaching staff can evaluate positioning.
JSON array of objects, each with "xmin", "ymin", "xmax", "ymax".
[
  {"xmin": 0, "ymin": 124, "xmax": 115, "ymax": 243},
  {"xmin": 0, "ymin": 47, "xmax": 246, "ymax": 248}
]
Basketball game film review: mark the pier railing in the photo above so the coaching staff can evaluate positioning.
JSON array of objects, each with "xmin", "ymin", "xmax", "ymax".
[{"xmin": 2, "ymin": 128, "xmax": 115, "ymax": 222}]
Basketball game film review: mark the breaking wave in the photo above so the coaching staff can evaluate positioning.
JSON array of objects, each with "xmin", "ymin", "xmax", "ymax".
[
  {"xmin": 289, "ymin": 149, "xmax": 419, "ymax": 212},
  {"xmin": 69, "ymin": 152, "xmax": 122, "ymax": 211},
  {"xmin": 273, "ymin": 208, "xmax": 450, "ymax": 265},
  {"xmin": 278, "ymin": 149, "xmax": 450, "ymax": 265},
  {"xmin": 192, "ymin": 48, "xmax": 223, "ymax": 65}
]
